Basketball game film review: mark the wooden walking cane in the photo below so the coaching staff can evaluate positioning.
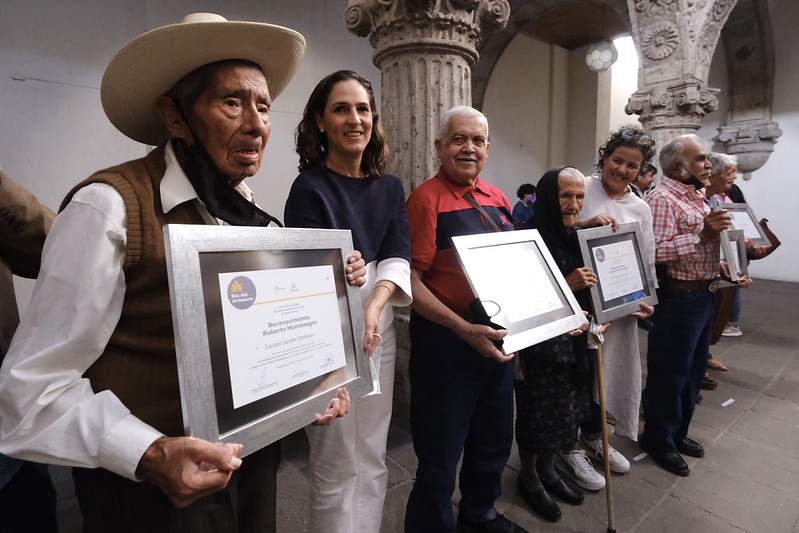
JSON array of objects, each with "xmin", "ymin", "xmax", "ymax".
[{"xmin": 594, "ymin": 334, "xmax": 616, "ymax": 533}]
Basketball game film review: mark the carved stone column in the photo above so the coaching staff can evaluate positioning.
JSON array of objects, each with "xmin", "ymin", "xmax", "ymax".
[
  {"xmin": 346, "ymin": 0, "xmax": 510, "ymax": 191},
  {"xmin": 625, "ymin": 0, "xmax": 737, "ymax": 169},
  {"xmin": 346, "ymin": 0, "xmax": 510, "ymax": 428}
]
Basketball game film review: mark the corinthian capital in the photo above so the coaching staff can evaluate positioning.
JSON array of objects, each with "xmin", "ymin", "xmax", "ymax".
[
  {"xmin": 345, "ymin": 0, "xmax": 510, "ymax": 65},
  {"xmin": 626, "ymin": 81, "xmax": 719, "ymax": 130}
]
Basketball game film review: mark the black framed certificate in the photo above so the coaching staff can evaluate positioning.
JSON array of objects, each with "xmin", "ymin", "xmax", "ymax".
[
  {"xmin": 451, "ymin": 229, "xmax": 588, "ymax": 353},
  {"xmin": 577, "ymin": 222, "xmax": 658, "ymax": 323},
  {"xmin": 164, "ymin": 224, "xmax": 372, "ymax": 456}
]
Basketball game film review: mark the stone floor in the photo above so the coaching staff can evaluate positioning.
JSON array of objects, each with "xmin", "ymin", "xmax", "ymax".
[{"xmin": 51, "ymin": 278, "xmax": 799, "ymax": 532}]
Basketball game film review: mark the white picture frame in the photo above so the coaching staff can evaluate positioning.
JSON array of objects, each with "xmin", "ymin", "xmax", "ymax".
[{"xmin": 451, "ymin": 229, "xmax": 588, "ymax": 354}]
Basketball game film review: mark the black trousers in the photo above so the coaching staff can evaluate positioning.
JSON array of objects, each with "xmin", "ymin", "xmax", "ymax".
[
  {"xmin": 73, "ymin": 442, "xmax": 280, "ymax": 533},
  {"xmin": 0, "ymin": 461, "xmax": 58, "ymax": 533}
]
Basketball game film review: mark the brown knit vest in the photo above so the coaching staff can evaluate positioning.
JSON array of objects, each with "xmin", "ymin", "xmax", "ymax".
[{"xmin": 60, "ymin": 145, "xmax": 205, "ymax": 436}]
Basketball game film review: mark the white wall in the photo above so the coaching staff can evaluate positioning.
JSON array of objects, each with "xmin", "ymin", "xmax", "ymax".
[
  {"xmin": 482, "ymin": 33, "xmax": 559, "ymax": 201},
  {"xmin": 609, "ymin": 37, "xmax": 639, "ymax": 132},
  {"xmin": 483, "ymin": 34, "xmax": 641, "ymax": 201},
  {"xmin": 1, "ymin": 0, "xmax": 379, "ymax": 307}
]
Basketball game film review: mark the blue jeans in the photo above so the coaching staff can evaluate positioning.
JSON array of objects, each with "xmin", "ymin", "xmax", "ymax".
[
  {"xmin": 405, "ymin": 313, "xmax": 514, "ymax": 532},
  {"xmin": 729, "ymin": 287, "xmax": 741, "ymax": 324},
  {"xmin": 641, "ymin": 289, "xmax": 714, "ymax": 452}
]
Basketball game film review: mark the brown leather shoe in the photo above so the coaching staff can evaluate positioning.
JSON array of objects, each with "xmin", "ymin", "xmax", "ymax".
[{"xmin": 707, "ymin": 357, "xmax": 727, "ymax": 371}]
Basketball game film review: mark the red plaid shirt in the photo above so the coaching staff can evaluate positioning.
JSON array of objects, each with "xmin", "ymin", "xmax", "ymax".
[{"xmin": 646, "ymin": 177, "xmax": 720, "ymax": 280}]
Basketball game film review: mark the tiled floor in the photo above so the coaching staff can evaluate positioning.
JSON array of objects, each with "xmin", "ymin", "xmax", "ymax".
[{"xmin": 51, "ymin": 278, "xmax": 799, "ymax": 532}]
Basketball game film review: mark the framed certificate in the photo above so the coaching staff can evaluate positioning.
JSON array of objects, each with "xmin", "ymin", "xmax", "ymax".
[
  {"xmin": 725, "ymin": 203, "xmax": 769, "ymax": 246},
  {"xmin": 164, "ymin": 224, "xmax": 372, "ymax": 456},
  {"xmin": 577, "ymin": 222, "xmax": 658, "ymax": 323},
  {"xmin": 451, "ymin": 229, "xmax": 588, "ymax": 354},
  {"xmin": 724, "ymin": 228, "xmax": 748, "ymax": 278}
]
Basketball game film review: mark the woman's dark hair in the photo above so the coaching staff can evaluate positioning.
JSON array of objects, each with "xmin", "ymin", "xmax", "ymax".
[
  {"xmin": 596, "ymin": 124, "xmax": 656, "ymax": 172},
  {"xmin": 166, "ymin": 59, "xmax": 263, "ymax": 119},
  {"xmin": 295, "ymin": 70, "xmax": 388, "ymax": 177},
  {"xmin": 516, "ymin": 183, "xmax": 536, "ymax": 199},
  {"xmin": 639, "ymin": 163, "xmax": 657, "ymax": 176}
]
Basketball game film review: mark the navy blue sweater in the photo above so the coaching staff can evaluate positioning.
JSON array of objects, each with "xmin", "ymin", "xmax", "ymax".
[{"xmin": 284, "ymin": 165, "xmax": 410, "ymax": 265}]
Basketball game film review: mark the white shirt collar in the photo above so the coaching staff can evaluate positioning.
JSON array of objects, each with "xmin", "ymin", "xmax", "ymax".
[
  {"xmin": 160, "ymin": 141, "xmax": 200, "ymax": 214},
  {"xmin": 159, "ymin": 141, "xmax": 257, "ymax": 216}
]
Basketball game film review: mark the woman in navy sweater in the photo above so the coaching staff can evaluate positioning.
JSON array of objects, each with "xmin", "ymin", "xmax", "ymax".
[{"xmin": 284, "ymin": 70, "xmax": 412, "ymax": 533}]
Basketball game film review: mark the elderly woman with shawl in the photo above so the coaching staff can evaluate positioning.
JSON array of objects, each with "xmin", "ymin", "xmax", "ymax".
[{"xmin": 514, "ymin": 166, "xmax": 599, "ymax": 523}]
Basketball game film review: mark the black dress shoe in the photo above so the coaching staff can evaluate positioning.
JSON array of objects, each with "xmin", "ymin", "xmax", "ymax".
[
  {"xmin": 540, "ymin": 475, "xmax": 584, "ymax": 505},
  {"xmin": 516, "ymin": 476, "xmax": 561, "ymax": 523},
  {"xmin": 701, "ymin": 375, "xmax": 718, "ymax": 390},
  {"xmin": 457, "ymin": 511, "xmax": 529, "ymax": 533},
  {"xmin": 640, "ymin": 440, "xmax": 690, "ymax": 476},
  {"xmin": 677, "ymin": 437, "xmax": 705, "ymax": 458}
]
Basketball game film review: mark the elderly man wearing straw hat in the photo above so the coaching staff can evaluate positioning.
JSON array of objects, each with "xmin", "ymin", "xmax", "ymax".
[{"xmin": 0, "ymin": 13, "xmax": 362, "ymax": 531}]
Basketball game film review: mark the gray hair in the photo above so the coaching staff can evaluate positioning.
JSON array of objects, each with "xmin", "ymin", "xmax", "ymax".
[
  {"xmin": 559, "ymin": 166, "xmax": 585, "ymax": 182},
  {"xmin": 708, "ymin": 152, "xmax": 738, "ymax": 176},
  {"xmin": 659, "ymin": 133, "xmax": 703, "ymax": 178},
  {"xmin": 438, "ymin": 106, "xmax": 489, "ymax": 140}
]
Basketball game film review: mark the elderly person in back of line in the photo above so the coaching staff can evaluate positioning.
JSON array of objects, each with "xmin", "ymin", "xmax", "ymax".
[
  {"xmin": 0, "ymin": 13, "xmax": 363, "ymax": 532},
  {"xmin": 704, "ymin": 153, "xmax": 759, "ymax": 373}
]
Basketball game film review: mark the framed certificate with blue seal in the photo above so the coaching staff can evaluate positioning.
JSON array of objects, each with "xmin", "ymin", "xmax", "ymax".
[
  {"xmin": 577, "ymin": 222, "xmax": 658, "ymax": 323},
  {"xmin": 164, "ymin": 224, "xmax": 372, "ymax": 456}
]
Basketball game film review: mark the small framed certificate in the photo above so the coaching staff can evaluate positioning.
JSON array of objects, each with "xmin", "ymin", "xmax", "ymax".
[
  {"xmin": 577, "ymin": 222, "xmax": 658, "ymax": 323},
  {"xmin": 724, "ymin": 228, "xmax": 748, "ymax": 278},
  {"xmin": 725, "ymin": 203, "xmax": 769, "ymax": 246},
  {"xmin": 164, "ymin": 224, "xmax": 372, "ymax": 456},
  {"xmin": 451, "ymin": 229, "xmax": 588, "ymax": 354}
]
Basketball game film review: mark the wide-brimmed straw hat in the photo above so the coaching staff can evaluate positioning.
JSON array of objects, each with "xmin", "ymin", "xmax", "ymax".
[{"xmin": 101, "ymin": 13, "xmax": 306, "ymax": 146}]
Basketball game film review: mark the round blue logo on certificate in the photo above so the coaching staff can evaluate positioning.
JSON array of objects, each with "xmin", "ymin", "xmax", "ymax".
[
  {"xmin": 228, "ymin": 276, "xmax": 256, "ymax": 310},
  {"xmin": 594, "ymin": 248, "xmax": 606, "ymax": 262}
]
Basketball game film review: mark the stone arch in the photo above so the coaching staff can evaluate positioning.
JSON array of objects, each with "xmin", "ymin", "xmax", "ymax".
[
  {"xmin": 473, "ymin": 0, "xmax": 780, "ymax": 179},
  {"xmin": 473, "ymin": 0, "xmax": 631, "ymax": 110}
]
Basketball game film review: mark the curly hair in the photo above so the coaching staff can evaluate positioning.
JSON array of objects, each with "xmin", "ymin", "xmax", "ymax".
[
  {"xmin": 516, "ymin": 183, "xmax": 536, "ymax": 199},
  {"xmin": 596, "ymin": 124, "xmax": 656, "ymax": 172},
  {"xmin": 295, "ymin": 70, "xmax": 388, "ymax": 177}
]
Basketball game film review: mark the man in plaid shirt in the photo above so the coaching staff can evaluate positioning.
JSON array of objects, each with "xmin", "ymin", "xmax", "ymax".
[{"xmin": 639, "ymin": 134, "xmax": 732, "ymax": 476}]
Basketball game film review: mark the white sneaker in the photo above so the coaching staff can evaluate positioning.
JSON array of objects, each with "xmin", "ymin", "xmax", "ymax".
[
  {"xmin": 722, "ymin": 324, "xmax": 743, "ymax": 337},
  {"xmin": 557, "ymin": 449, "xmax": 606, "ymax": 491},
  {"xmin": 580, "ymin": 435, "xmax": 631, "ymax": 474}
]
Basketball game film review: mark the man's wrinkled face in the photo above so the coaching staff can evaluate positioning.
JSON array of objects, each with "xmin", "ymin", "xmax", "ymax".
[
  {"xmin": 435, "ymin": 115, "xmax": 490, "ymax": 187},
  {"xmin": 186, "ymin": 63, "xmax": 271, "ymax": 186},
  {"xmin": 679, "ymin": 139, "xmax": 711, "ymax": 184}
]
